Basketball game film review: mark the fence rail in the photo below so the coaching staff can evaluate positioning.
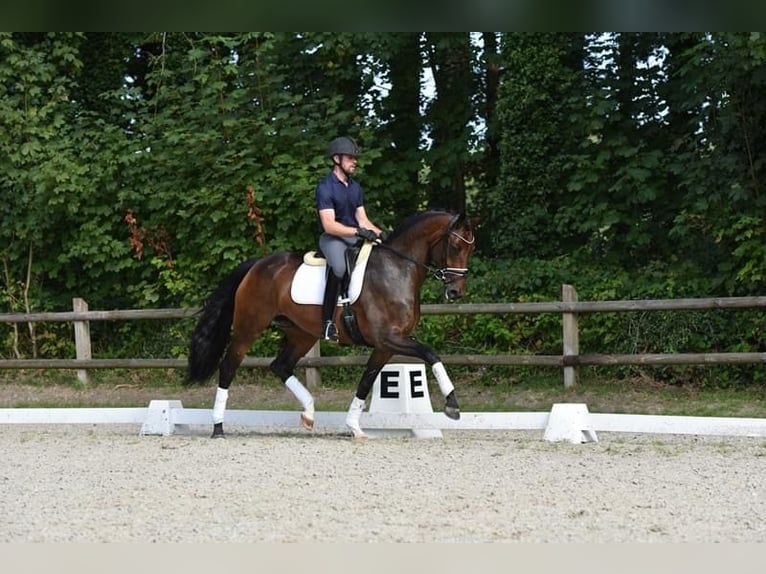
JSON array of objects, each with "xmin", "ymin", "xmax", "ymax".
[
  {"xmin": 2, "ymin": 286, "xmax": 765, "ymax": 386},
  {"xmin": 5, "ymin": 296, "xmax": 766, "ymax": 323}
]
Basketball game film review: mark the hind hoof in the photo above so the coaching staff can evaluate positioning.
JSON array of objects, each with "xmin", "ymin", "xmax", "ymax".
[
  {"xmin": 444, "ymin": 406, "xmax": 461, "ymax": 420},
  {"xmin": 211, "ymin": 423, "xmax": 225, "ymax": 438},
  {"xmin": 300, "ymin": 412, "xmax": 315, "ymax": 431}
]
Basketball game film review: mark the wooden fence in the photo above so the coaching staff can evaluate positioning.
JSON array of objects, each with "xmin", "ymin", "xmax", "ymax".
[{"xmin": 2, "ymin": 285, "xmax": 766, "ymax": 387}]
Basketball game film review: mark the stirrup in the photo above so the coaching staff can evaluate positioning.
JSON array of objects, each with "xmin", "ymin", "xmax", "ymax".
[{"xmin": 322, "ymin": 320, "xmax": 339, "ymax": 342}]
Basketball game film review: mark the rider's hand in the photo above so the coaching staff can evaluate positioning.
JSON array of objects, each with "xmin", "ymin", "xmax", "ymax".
[
  {"xmin": 356, "ymin": 227, "xmax": 379, "ymax": 243},
  {"xmin": 377, "ymin": 230, "xmax": 389, "ymax": 242}
]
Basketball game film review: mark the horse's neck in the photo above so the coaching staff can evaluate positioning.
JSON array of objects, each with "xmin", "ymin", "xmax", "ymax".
[
  {"xmin": 391, "ymin": 221, "xmax": 444, "ymax": 264},
  {"xmin": 383, "ymin": 231, "xmax": 438, "ymax": 291},
  {"xmin": 389, "ymin": 237, "xmax": 430, "ymax": 265}
]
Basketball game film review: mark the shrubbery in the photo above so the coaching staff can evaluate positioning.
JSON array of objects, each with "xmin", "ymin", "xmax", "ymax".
[{"xmin": 412, "ymin": 252, "xmax": 766, "ymax": 388}]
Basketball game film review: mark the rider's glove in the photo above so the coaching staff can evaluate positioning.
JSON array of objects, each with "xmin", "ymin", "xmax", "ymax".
[{"xmin": 355, "ymin": 227, "xmax": 379, "ymax": 243}]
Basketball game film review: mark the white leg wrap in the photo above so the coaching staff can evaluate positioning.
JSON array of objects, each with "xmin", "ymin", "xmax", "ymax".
[
  {"xmin": 285, "ymin": 375, "xmax": 314, "ymax": 414},
  {"xmin": 212, "ymin": 387, "xmax": 229, "ymax": 424},
  {"xmin": 432, "ymin": 362, "xmax": 455, "ymax": 397},
  {"xmin": 345, "ymin": 396, "xmax": 366, "ymax": 437}
]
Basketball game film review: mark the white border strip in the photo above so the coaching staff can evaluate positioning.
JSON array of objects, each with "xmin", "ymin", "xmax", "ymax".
[
  {"xmin": 2, "ymin": 404, "xmax": 766, "ymax": 438},
  {"xmin": 589, "ymin": 412, "xmax": 766, "ymax": 437},
  {"xmin": 173, "ymin": 409, "xmax": 550, "ymax": 431},
  {"xmin": 0, "ymin": 407, "xmax": 147, "ymax": 424}
]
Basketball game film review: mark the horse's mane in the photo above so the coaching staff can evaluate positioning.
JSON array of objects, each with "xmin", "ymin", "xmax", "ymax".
[{"xmin": 386, "ymin": 210, "xmax": 453, "ymax": 243}]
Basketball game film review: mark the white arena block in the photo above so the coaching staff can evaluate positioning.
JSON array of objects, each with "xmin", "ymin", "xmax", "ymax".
[
  {"xmin": 367, "ymin": 363, "xmax": 442, "ymax": 439},
  {"xmin": 543, "ymin": 403, "xmax": 598, "ymax": 444},
  {"xmin": 140, "ymin": 400, "xmax": 190, "ymax": 436}
]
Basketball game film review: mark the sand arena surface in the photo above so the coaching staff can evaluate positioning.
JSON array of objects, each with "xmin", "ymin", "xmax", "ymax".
[{"xmin": 2, "ymin": 424, "xmax": 766, "ymax": 542}]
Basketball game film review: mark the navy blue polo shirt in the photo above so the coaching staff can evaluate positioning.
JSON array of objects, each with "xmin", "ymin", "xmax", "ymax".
[{"xmin": 315, "ymin": 171, "xmax": 364, "ymax": 228}]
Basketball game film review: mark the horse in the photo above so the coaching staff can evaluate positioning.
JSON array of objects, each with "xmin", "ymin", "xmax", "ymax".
[{"xmin": 185, "ymin": 209, "xmax": 479, "ymax": 439}]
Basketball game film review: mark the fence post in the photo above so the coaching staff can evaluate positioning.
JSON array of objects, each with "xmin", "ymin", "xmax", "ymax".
[
  {"xmin": 72, "ymin": 298, "xmax": 92, "ymax": 385},
  {"xmin": 305, "ymin": 341, "xmax": 321, "ymax": 388},
  {"xmin": 562, "ymin": 284, "xmax": 579, "ymax": 388}
]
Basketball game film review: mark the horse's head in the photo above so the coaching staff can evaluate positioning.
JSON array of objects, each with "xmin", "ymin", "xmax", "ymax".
[{"xmin": 434, "ymin": 212, "xmax": 479, "ymax": 301}]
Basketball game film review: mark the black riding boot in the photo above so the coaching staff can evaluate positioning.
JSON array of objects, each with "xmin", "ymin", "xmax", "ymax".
[{"xmin": 321, "ymin": 273, "xmax": 342, "ymax": 341}]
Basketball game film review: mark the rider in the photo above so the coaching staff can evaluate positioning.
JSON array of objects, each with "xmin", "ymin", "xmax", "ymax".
[{"xmin": 315, "ymin": 136, "xmax": 383, "ymax": 342}]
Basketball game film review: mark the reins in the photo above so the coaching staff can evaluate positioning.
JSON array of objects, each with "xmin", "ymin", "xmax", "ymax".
[{"xmin": 375, "ymin": 229, "xmax": 473, "ymax": 286}]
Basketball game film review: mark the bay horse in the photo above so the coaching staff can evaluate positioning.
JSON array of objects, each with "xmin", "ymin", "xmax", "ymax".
[{"xmin": 185, "ymin": 210, "xmax": 478, "ymax": 439}]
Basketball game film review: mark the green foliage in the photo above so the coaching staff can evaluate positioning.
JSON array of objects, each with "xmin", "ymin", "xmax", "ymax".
[
  {"xmin": 422, "ymin": 33, "xmax": 475, "ymax": 212},
  {"xmin": 2, "ymin": 32, "xmax": 766, "ymax": 390},
  {"xmin": 478, "ymin": 33, "xmax": 584, "ymax": 257},
  {"xmin": 411, "ymin": 251, "xmax": 764, "ymax": 389}
]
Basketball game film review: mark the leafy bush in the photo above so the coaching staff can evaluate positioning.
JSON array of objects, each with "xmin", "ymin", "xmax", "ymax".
[{"xmin": 411, "ymin": 252, "xmax": 766, "ymax": 389}]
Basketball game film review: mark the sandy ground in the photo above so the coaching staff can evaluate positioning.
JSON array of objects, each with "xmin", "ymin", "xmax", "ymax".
[{"xmin": 2, "ymin": 423, "xmax": 766, "ymax": 543}]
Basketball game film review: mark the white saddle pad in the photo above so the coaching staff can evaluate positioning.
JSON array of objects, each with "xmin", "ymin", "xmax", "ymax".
[{"xmin": 290, "ymin": 242, "xmax": 373, "ymax": 305}]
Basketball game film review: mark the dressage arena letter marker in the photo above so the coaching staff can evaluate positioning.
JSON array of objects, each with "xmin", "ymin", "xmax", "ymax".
[
  {"xmin": 379, "ymin": 368, "xmax": 426, "ymax": 400},
  {"xmin": 543, "ymin": 403, "xmax": 598, "ymax": 444},
  {"xmin": 140, "ymin": 400, "xmax": 190, "ymax": 436},
  {"xmin": 368, "ymin": 363, "xmax": 443, "ymax": 439}
]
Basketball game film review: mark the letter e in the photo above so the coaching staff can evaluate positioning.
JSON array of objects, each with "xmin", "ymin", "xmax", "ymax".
[
  {"xmin": 409, "ymin": 369, "xmax": 425, "ymax": 398},
  {"xmin": 380, "ymin": 370, "xmax": 399, "ymax": 399}
]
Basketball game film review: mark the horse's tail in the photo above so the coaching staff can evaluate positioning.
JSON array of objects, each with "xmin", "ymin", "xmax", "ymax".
[{"xmin": 185, "ymin": 258, "xmax": 259, "ymax": 385}]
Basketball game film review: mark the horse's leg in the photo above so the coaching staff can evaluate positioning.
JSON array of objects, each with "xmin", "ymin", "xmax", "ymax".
[
  {"xmin": 211, "ymin": 282, "xmax": 275, "ymax": 438},
  {"xmin": 211, "ymin": 339, "xmax": 250, "ymax": 438},
  {"xmin": 379, "ymin": 335, "xmax": 461, "ymax": 420},
  {"xmin": 345, "ymin": 349, "xmax": 393, "ymax": 439},
  {"xmin": 270, "ymin": 328, "xmax": 319, "ymax": 431}
]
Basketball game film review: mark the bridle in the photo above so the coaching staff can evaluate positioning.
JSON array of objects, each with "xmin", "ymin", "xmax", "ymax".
[{"xmin": 376, "ymin": 222, "xmax": 474, "ymax": 288}]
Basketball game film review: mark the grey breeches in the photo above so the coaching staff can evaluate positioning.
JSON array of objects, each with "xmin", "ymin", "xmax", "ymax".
[{"xmin": 319, "ymin": 233, "xmax": 358, "ymax": 278}]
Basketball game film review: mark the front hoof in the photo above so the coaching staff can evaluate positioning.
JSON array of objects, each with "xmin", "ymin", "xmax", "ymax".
[
  {"xmin": 300, "ymin": 412, "xmax": 315, "ymax": 431},
  {"xmin": 346, "ymin": 423, "xmax": 368, "ymax": 441},
  {"xmin": 444, "ymin": 391, "xmax": 461, "ymax": 420},
  {"xmin": 211, "ymin": 423, "xmax": 226, "ymax": 438}
]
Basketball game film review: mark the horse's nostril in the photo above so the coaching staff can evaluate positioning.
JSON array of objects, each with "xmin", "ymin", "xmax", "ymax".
[{"xmin": 446, "ymin": 289, "xmax": 463, "ymax": 301}]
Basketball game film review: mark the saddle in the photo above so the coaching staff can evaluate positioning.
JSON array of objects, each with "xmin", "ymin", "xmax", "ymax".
[{"xmin": 290, "ymin": 241, "xmax": 374, "ymax": 306}]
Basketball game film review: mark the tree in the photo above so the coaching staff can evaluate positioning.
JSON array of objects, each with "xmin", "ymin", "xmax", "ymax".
[
  {"xmin": 479, "ymin": 33, "xmax": 584, "ymax": 258},
  {"xmin": 666, "ymin": 33, "xmax": 766, "ymax": 292},
  {"xmin": 564, "ymin": 33, "xmax": 675, "ymax": 265},
  {"xmin": 478, "ymin": 32, "xmax": 502, "ymax": 193},
  {"xmin": 0, "ymin": 33, "xmax": 135, "ymax": 310},
  {"xmin": 371, "ymin": 33, "xmax": 426, "ymax": 217},
  {"xmin": 423, "ymin": 32, "xmax": 474, "ymax": 213}
]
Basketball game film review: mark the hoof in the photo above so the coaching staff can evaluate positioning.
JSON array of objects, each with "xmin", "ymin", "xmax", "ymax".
[
  {"xmin": 444, "ymin": 391, "xmax": 461, "ymax": 420},
  {"xmin": 346, "ymin": 424, "xmax": 368, "ymax": 441},
  {"xmin": 444, "ymin": 405, "xmax": 461, "ymax": 420},
  {"xmin": 300, "ymin": 412, "xmax": 315, "ymax": 431},
  {"xmin": 211, "ymin": 423, "xmax": 225, "ymax": 438}
]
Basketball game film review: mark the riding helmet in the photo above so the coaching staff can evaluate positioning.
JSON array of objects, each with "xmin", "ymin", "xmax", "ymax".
[{"xmin": 326, "ymin": 136, "xmax": 361, "ymax": 158}]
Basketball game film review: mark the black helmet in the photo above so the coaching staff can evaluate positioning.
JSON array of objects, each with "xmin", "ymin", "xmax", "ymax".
[{"xmin": 326, "ymin": 136, "xmax": 360, "ymax": 158}]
